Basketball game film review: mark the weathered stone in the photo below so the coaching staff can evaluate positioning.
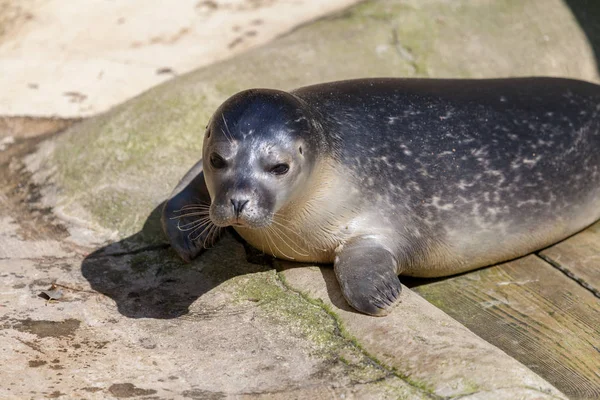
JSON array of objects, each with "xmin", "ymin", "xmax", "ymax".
[
  {"xmin": 0, "ymin": 0, "xmax": 362, "ymax": 117},
  {"xmin": 280, "ymin": 265, "xmax": 565, "ymax": 399},
  {"xmin": 0, "ymin": 234, "xmax": 430, "ymax": 399}
]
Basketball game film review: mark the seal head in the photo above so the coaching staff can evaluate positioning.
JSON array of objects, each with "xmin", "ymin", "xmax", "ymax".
[{"xmin": 203, "ymin": 89, "xmax": 323, "ymax": 229}]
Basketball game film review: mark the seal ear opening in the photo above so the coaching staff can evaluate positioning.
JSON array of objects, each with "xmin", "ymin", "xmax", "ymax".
[{"xmin": 299, "ymin": 146, "xmax": 303, "ymax": 155}]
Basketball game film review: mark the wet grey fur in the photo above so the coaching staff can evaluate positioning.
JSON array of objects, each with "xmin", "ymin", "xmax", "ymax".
[{"xmin": 293, "ymin": 78, "xmax": 600, "ymax": 274}]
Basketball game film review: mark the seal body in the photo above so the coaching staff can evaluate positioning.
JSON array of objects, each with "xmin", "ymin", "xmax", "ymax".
[{"xmin": 163, "ymin": 77, "xmax": 600, "ymax": 316}]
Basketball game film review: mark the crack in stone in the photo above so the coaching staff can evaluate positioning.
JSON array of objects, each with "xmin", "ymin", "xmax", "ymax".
[
  {"xmin": 450, "ymin": 385, "xmax": 565, "ymax": 400},
  {"xmin": 235, "ymin": 376, "xmax": 407, "ymax": 397},
  {"xmin": 49, "ymin": 282, "xmax": 97, "ymax": 295},
  {"xmin": 536, "ymin": 253, "xmax": 600, "ymax": 299},
  {"xmin": 14, "ymin": 337, "xmax": 47, "ymax": 355},
  {"xmin": 0, "ymin": 256, "xmax": 80, "ymax": 261},
  {"xmin": 390, "ymin": 27, "xmax": 426, "ymax": 77}
]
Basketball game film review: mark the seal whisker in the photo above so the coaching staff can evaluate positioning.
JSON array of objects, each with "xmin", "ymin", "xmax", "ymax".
[
  {"xmin": 180, "ymin": 203, "xmax": 211, "ymax": 209},
  {"xmin": 261, "ymin": 229, "xmax": 276, "ymax": 258},
  {"xmin": 173, "ymin": 216, "xmax": 209, "ymax": 227},
  {"xmin": 221, "ymin": 113, "xmax": 234, "ymax": 144},
  {"xmin": 272, "ymin": 213, "xmax": 296, "ymax": 224},
  {"xmin": 264, "ymin": 228, "xmax": 284, "ymax": 259},
  {"xmin": 203, "ymin": 224, "xmax": 221, "ymax": 249},
  {"xmin": 212, "ymin": 226, "xmax": 223, "ymax": 247},
  {"xmin": 202, "ymin": 225, "xmax": 213, "ymax": 248},
  {"xmin": 189, "ymin": 221, "xmax": 215, "ymax": 241},
  {"xmin": 171, "ymin": 211, "xmax": 210, "ymax": 220},
  {"xmin": 257, "ymin": 230, "xmax": 266, "ymax": 254},
  {"xmin": 270, "ymin": 224, "xmax": 308, "ymax": 256},
  {"xmin": 178, "ymin": 215, "xmax": 210, "ymax": 222},
  {"xmin": 177, "ymin": 216, "xmax": 210, "ymax": 228},
  {"xmin": 266, "ymin": 226, "xmax": 295, "ymax": 260},
  {"xmin": 173, "ymin": 210, "xmax": 210, "ymax": 217},
  {"xmin": 271, "ymin": 219, "xmax": 304, "ymax": 237},
  {"xmin": 174, "ymin": 203, "xmax": 211, "ymax": 211},
  {"xmin": 177, "ymin": 220, "xmax": 210, "ymax": 232},
  {"xmin": 270, "ymin": 220, "xmax": 306, "ymax": 244},
  {"xmin": 177, "ymin": 220, "xmax": 204, "ymax": 232},
  {"xmin": 177, "ymin": 205, "xmax": 211, "ymax": 211},
  {"xmin": 270, "ymin": 221, "xmax": 310, "ymax": 256},
  {"xmin": 187, "ymin": 221, "xmax": 211, "ymax": 237}
]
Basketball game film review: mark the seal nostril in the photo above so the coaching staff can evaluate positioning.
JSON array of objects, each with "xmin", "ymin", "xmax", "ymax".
[{"xmin": 231, "ymin": 198, "xmax": 249, "ymax": 218}]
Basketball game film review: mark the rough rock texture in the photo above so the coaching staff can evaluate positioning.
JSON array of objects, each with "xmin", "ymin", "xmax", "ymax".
[
  {"xmin": 0, "ymin": 0, "xmax": 362, "ymax": 117},
  {"xmin": 280, "ymin": 266, "xmax": 566, "ymax": 399},
  {"xmin": 3, "ymin": 0, "xmax": 597, "ymax": 398},
  {"xmin": 0, "ymin": 234, "xmax": 433, "ymax": 399}
]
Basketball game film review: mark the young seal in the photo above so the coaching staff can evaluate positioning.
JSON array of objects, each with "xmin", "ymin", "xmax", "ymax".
[{"xmin": 162, "ymin": 78, "xmax": 600, "ymax": 316}]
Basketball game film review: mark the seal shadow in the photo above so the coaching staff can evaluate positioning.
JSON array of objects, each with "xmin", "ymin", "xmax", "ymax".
[
  {"xmin": 565, "ymin": 0, "xmax": 600, "ymax": 76},
  {"xmin": 317, "ymin": 268, "xmax": 360, "ymax": 313},
  {"xmin": 78, "ymin": 201, "xmax": 511, "ymax": 319},
  {"xmin": 78, "ymin": 202, "xmax": 448, "ymax": 319},
  {"xmin": 78, "ymin": 204, "xmax": 459, "ymax": 319},
  {"xmin": 80, "ymin": 203, "xmax": 275, "ymax": 319}
]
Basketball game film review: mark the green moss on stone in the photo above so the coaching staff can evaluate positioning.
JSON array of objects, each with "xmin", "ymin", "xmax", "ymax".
[
  {"xmin": 275, "ymin": 271, "xmax": 438, "ymax": 395},
  {"xmin": 225, "ymin": 269, "xmax": 413, "ymax": 387},
  {"xmin": 460, "ymin": 379, "xmax": 482, "ymax": 396}
]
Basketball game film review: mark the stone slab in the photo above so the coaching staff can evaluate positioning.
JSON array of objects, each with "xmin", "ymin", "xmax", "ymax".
[
  {"xmin": 281, "ymin": 265, "xmax": 566, "ymax": 399},
  {"xmin": 0, "ymin": 0, "xmax": 361, "ymax": 117},
  {"xmin": 0, "ymin": 232, "xmax": 430, "ymax": 399}
]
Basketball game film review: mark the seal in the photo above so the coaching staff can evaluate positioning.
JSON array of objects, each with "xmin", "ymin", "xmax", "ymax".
[{"xmin": 162, "ymin": 77, "xmax": 600, "ymax": 316}]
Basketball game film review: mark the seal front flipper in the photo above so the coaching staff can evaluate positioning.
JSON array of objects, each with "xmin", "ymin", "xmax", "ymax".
[
  {"xmin": 334, "ymin": 237, "xmax": 402, "ymax": 316},
  {"xmin": 162, "ymin": 160, "xmax": 222, "ymax": 262}
]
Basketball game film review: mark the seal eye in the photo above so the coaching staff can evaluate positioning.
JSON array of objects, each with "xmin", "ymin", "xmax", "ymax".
[
  {"xmin": 270, "ymin": 163, "xmax": 289, "ymax": 175},
  {"xmin": 210, "ymin": 153, "xmax": 227, "ymax": 169}
]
